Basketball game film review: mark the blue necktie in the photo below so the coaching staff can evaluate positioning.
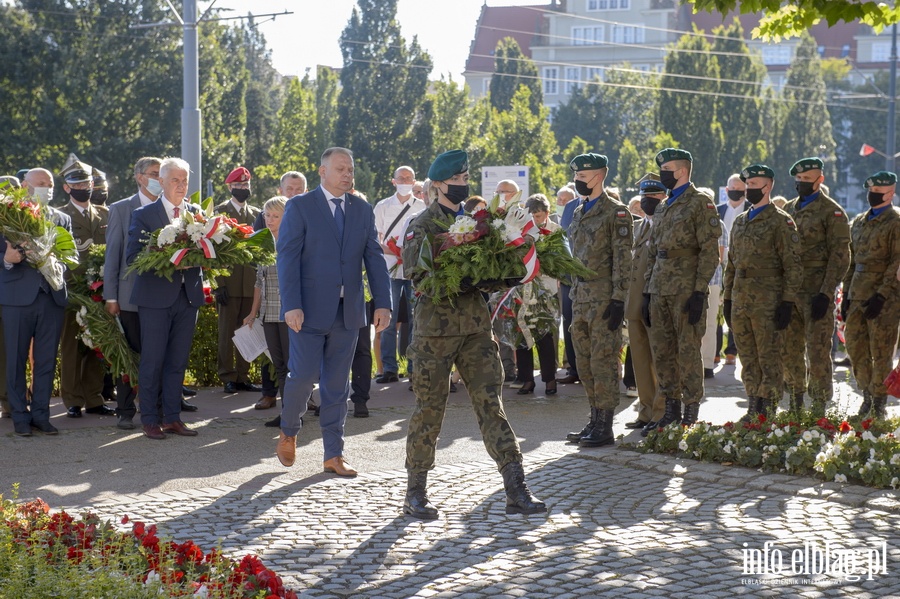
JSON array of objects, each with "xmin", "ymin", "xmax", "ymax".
[{"xmin": 331, "ymin": 198, "xmax": 345, "ymax": 239}]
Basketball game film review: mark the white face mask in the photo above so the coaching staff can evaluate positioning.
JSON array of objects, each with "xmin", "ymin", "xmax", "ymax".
[
  {"xmin": 145, "ymin": 177, "xmax": 163, "ymax": 197},
  {"xmin": 32, "ymin": 186, "xmax": 51, "ymax": 204},
  {"xmin": 396, "ymin": 184, "xmax": 414, "ymax": 197}
]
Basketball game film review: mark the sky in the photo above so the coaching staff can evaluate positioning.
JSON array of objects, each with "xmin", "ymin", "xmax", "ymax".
[{"xmin": 212, "ymin": 0, "xmax": 527, "ymax": 79}]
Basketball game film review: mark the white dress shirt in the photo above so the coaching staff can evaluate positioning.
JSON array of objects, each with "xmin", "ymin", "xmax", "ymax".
[{"xmin": 373, "ymin": 192, "xmax": 425, "ymax": 278}]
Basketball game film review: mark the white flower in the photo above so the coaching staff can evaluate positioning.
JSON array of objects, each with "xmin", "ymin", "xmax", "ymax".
[
  {"xmin": 723, "ymin": 444, "xmax": 732, "ymax": 454},
  {"xmin": 891, "ymin": 453, "xmax": 900, "ymax": 466},
  {"xmin": 802, "ymin": 431, "xmax": 813, "ymax": 442},
  {"xmin": 448, "ymin": 216, "xmax": 477, "ymax": 236},
  {"xmin": 97, "ymin": 264, "xmax": 104, "ymax": 278},
  {"xmin": 774, "ymin": 428, "xmax": 785, "ymax": 438},
  {"xmin": 193, "ymin": 584, "xmax": 209, "ymax": 598},
  {"xmin": 156, "ymin": 224, "xmax": 180, "ymax": 246},
  {"xmin": 834, "ymin": 474, "xmax": 847, "ymax": 483},
  {"xmin": 491, "ymin": 218, "xmax": 505, "ymax": 230},
  {"xmin": 678, "ymin": 440, "xmax": 688, "ymax": 451},
  {"xmin": 862, "ymin": 431, "xmax": 876, "ymax": 442},
  {"xmin": 186, "ymin": 222, "xmax": 206, "ymax": 243},
  {"xmin": 145, "ymin": 570, "xmax": 160, "ymax": 586},
  {"xmin": 204, "ymin": 217, "xmax": 230, "ymax": 244},
  {"xmin": 892, "ymin": 477, "xmax": 899, "ymax": 489}
]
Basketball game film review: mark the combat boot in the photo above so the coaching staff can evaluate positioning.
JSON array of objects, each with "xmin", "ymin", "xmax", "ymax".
[
  {"xmin": 857, "ymin": 391, "xmax": 873, "ymax": 417},
  {"xmin": 872, "ymin": 396, "xmax": 888, "ymax": 419},
  {"xmin": 681, "ymin": 402, "xmax": 700, "ymax": 426},
  {"xmin": 403, "ymin": 470, "xmax": 438, "ymax": 520},
  {"xmin": 640, "ymin": 418, "xmax": 659, "ymax": 438},
  {"xmin": 579, "ymin": 408, "xmax": 615, "ymax": 447},
  {"xmin": 789, "ymin": 392, "xmax": 804, "ymax": 413},
  {"xmin": 566, "ymin": 408, "xmax": 596, "ymax": 442},
  {"xmin": 500, "ymin": 462, "xmax": 547, "ymax": 515},
  {"xmin": 654, "ymin": 398, "xmax": 682, "ymax": 429},
  {"xmin": 740, "ymin": 396, "xmax": 761, "ymax": 423},
  {"xmin": 757, "ymin": 397, "xmax": 774, "ymax": 419}
]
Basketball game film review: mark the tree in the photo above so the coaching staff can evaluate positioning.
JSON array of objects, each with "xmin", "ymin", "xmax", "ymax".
[
  {"xmin": 256, "ymin": 76, "xmax": 315, "ymax": 191},
  {"xmin": 335, "ymin": 0, "xmax": 433, "ymax": 200},
  {"xmin": 687, "ymin": 0, "xmax": 900, "ymax": 40},
  {"xmin": 429, "ymin": 77, "xmax": 480, "ymax": 156},
  {"xmin": 489, "ymin": 37, "xmax": 542, "ymax": 114},
  {"xmin": 658, "ymin": 30, "xmax": 725, "ymax": 187}
]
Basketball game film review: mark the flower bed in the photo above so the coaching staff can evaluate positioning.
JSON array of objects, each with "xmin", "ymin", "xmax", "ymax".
[
  {"xmin": 638, "ymin": 413, "xmax": 900, "ymax": 490},
  {"xmin": 0, "ymin": 490, "xmax": 297, "ymax": 598}
]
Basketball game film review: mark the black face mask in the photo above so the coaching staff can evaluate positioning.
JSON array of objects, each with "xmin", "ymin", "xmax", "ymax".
[
  {"xmin": 574, "ymin": 179, "xmax": 593, "ymax": 197},
  {"xmin": 867, "ymin": 191, "xmax": 886, "ymax": 207},
  {"xmin": 727, "ymin": 189, "xmax": 744, "ymax": 202},
  {"xmin": 659, "ymin": 169, "xmax": 679, "ymax": 190},
  {"xmin": 231, "ymin": 188, "xmax": 251, "ymax": 202},
  {"xmin": 796, "ymin": 181, "xmax": 817, "ymax": 198},
  {"xmin": 69, "ymin": 189, "xmax": 91, "ymax": 203},
  {"xmin": 443, "ymin": 183, "xmax": 469, "ymax": 205},
  {"xmin": 745, "ymin": 187, "xmax": 766, "ymax": 205},
  {"xmin": 640, "ymin": 196, "xmax": 662, "ymax": 216},
  {"xmin": 90, "ymin": 189, "xmax": 108, "ymax": 205}
]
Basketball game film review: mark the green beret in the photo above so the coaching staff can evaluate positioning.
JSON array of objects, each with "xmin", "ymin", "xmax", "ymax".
[
  {"xmin": 569, "ymin": 153, "xmax": 608, "ymax": 172},
  {"xmin": 655, "ymin": 148, "xmax": 692, "ymax": 166},
  {"xmin": 740, "ymin": 164, "xmax": 775, "ymax": 182},
  {"xmin": 789, "ymin": 157, "xmax": 824, "ymax": 176},
  {"xmin": 864, "ymin": 171, "xmax": 898, "ymax": 188},
  {"xmin": 59, "ymin": 160, "xmax": 93, "ymax": 184},
  {"xmin": 637, "ymin": 173, "xmax": 666, "ymax": 196},
  {"xmin": 427, "ymin": 150, "xmax": 468, "ymax": 182}
]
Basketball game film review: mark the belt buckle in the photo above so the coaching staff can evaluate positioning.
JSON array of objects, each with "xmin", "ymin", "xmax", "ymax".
[{"xmin": 658, "ymin": 250, "xmax": 668, "ymax": 259}]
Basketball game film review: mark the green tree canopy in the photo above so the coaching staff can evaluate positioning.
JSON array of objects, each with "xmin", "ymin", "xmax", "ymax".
[{"xmin": 489, "ymin": 37, "xmax": 542, "ymax": 114}]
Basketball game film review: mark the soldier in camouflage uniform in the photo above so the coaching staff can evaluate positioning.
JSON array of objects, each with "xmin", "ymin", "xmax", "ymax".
[
  {"xmin": 643, "ymin": 148, "xmax": 721, "ymax": 428},
  {"xmin": 563, "ymin": 153, "xmax": 632, "ymax": 447},
  {"xmin": 401, "ymin": 150, "xmax": 545, "ymax": 520},
  {"xmin": 841, "ymin": 171, "xmax": 900, "ymax": 419},
  {"xmin": 781, "ymin": 158, "xmax": 851, "ymax": 415},
  {"xmin": 723, "ymin": 165, "xmax": 802, "ymax": 420}
]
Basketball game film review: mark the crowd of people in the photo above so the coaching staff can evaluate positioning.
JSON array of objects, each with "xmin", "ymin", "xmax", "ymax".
[{"xmin": 1, "ymin": 144, "xmax": 896, "ymax": 517}]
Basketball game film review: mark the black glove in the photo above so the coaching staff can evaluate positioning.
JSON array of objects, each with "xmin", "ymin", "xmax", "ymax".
[
  {"xmin": 602, "ymin": 299, "xmax": 625, "ymax": 331},
  {"xmin": 810, "ymin": 293, "xmax": 831, "ymax": 321},
  {"xmin": 774, "ymin": 301, "xmax": 794, "ymax": 331},
  {"xmin": 213, "ymin": 287, "xmax": 229, "ymax": 306},
  {"xmin": 504, "ymin": 277, "xmax": 523, "ymax": 287},
  {"xmin": 840, "ymin": 298, "xmax": 850, "ymax": 321},
  {"xmin": 862, "ymin": 293, "xmax": 886, "ymax": 320},
  {"xmin": 723, "ymin": 299, "xmax": 732, "ymax": 328},
  {"xmin": 684, "ymin": 291, "xmax": 707, "ymax": 325},
  {"xmin": 641, "ymin": 293, "xmax": 652, "ymax": 328},
  {"xmin": 459, "ymin": 277, "xmax": 475, "ymax": 293}
]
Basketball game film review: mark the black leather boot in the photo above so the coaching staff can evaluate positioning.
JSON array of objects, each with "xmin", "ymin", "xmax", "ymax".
[
  {"xmin": 566, "ymin": 408, "xmax": 596, "ymax": 442},
  {"xmin": 757, "ymin": 397, "xmax": 774, "ymax": 419},
  {"xmin": 403, "ymin": 470, "xmax": 438, "ymax": 520},
  {"xmin": 500, "ymin": 462, "xmax": 547, "ymax": 515},
  {"xmin": 789, "ymin": 392, "xmax": 804, "ymax": 413},
  {"xmin": 740, "ymin": 396, "xmax": 760, "ymax": 423},
  {"xmin": 579, "ymin": 408, "xmax": 615, "ymax": 447},
  {"xmin": 640, "ymin": 419, "xmax": 659, "ymax": 438},
  {"xmin": 681, "ymin": 402, "xmax": 700, "ymax": 426},
  {"xmin": 857, "ymin": 391, "xmax": 873, "ymax": 417},
  {"xmin": 654, "ymin": 398, "xmax": 682, "ymax": 429},
  {"xmin": 872, "ymin": 395, "xmax": 887, "ymax": 419}
]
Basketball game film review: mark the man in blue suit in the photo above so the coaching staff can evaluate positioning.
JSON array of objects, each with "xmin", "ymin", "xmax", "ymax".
[
  {"xmin": 557, "ymin": 184, "xmax": 582, "ymax": 385},
  {"xmin": 1, "ymin": 168, "xmax": 73, "ymax": 436},
  {"xmin": 275, "ymin": 147, "xmax": 392, "ymax": 475},
  {"xmin": 126, "ymin": 157, "xmax": 205, "ymax": 440}
]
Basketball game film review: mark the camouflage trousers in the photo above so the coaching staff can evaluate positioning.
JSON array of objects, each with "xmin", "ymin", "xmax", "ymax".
[
  {"xmin": 405, "ymin": 331, "xmax": 522, "ymax": 472},
  {"xmin": 731, "ymin": 294, "xmax": 784, "ymax": 400},
  {"xmin": 782, "ymin": 295, "xmax": 835, "ymax": 402},
  {"xmin": 649, "ymin": 292, "xmax": 706, "ymax": 405},
  {"xmin": 844, "ymin": 300, "xmax": 900, "ymax": 397},
  {"xmin": 571, "ymin": 298, "xmax": 622, "ymax": 410}
]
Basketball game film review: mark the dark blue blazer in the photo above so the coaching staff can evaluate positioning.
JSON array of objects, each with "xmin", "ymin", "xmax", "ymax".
[
  {"xmin": 277, "ymin": 186, "xmax": 390, "ymax": 331},
  {"xmin": 717, "ymin": 200, "xmax": 752, "ymax": 221},
  {"xmin": 126, "ymin": 198, "xmax": 204, "ymax": 309},
  {"xmin": 0, "ymin": 207, "xmax": 71, "ymax": 308},
  {"xmin": 560, "ymin": 198, "xmax": 582, "ymax": 232}
]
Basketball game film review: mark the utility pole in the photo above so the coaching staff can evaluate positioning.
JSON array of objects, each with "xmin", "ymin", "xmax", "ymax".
[
  {"xmin": 887, "ymin": 23, "xmax": 897, "ymax": 172},
  {"xmin": 183, "ymin": 0, "xmax": 202, "ymax": 196}
]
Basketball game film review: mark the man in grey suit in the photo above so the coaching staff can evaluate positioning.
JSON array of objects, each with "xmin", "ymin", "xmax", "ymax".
[{"xmin": 104, "ymin": 156, "xmax": 163, "ymax": 429}]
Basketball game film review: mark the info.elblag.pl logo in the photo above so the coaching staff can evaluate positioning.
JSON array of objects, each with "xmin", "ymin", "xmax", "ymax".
[{"xmin": 742, "ymin": 539, "xmax": 889, "ymax": 582}]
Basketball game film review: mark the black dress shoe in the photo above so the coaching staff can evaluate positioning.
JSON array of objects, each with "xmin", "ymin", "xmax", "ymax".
[
  {"xmin": 224, "ymin": 381, "xmax": 239, "ymax": 393},
  {"xmin": 545, "ymin": 381, "xmax": 557, "ymax": 395},
  {"xmin": 353, "ymin": 402, "xmax": 369, "ymax": 418},
  {"xmin": 264, "ymin": 414, "xmax": 281, "ymax": 427},
  {"xmin": 375, "ymin": 372, "xmax": 399, "ymax": 384},
  {"xmin": 704, "ymin": 368, "xmax": 715, "ymax": 379},
  {"xmin": 449, "ymin": 382, "xmax": 458, "ymax": 393},
  {"xmin": 556, "ymin": 374, "xmax": 580, "ymax": 384},
  {"xmin": 117, "ymin": 415, "xmax": 135, "ymax": 430},
  {"xmin": 235, "ymin": 382, "xmax": 262, "ymax": 392},
  {"xmin": 625, "ymin": 419, "xmax": 650, "ymax": 429},
  {"xmin": 180, "ymin": 399, "xmax": 199, "ymax": 412},
  {"xmin": 31, "ymin": 421, "xmax": 59, "ymax": 435},
  {"xmin": 66, "ymin": 406, "xmax": 82, "ymax": 418},
  {"xmin": 517, "ymin": 382, "xmax": 536, "ymax": 395},
  {"xmin": 14, "ymin": 422, "xmax": 32, "ymax": 436},
  {"xmin": 85, "ymin": 405, "xmax": 116, "ymax": 416},
  {"xmin": 182, "ymin": 386, "xmax": 197, "ymax": 397}
]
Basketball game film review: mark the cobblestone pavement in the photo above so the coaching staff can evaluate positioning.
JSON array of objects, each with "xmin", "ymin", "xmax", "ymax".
[{"xmin": 2, "ymin": 362, "xmax": 900, "ymax": 598}]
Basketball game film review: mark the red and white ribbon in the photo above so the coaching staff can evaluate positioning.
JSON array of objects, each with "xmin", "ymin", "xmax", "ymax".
[
  {"xmin": 504, "ymin": 221, "xmax": 540, "ymax": 283},
  {"xmin": 198, "ymin": 216, "xmax": 224, "ymax": 259},
  {"xmin": 170, "ymin": 248, "xmax": 190, "ymax": 266}
]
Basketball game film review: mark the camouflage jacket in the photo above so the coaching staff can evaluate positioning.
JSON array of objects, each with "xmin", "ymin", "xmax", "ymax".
[
  {"xmin": 645, "ymin": 184, "xmax": 721, "ymax": 296},
  {"xmin": 59, "ymin": 201, "xmax": 107, "ymax": 279},
  {"xmin": 783, "ymin": 192, "xmax": 851, "ymax": 297},
  {"xmin": 842, "ymin": 206, "xmax": 900, "ymax": 301},
  {"xmin": 401, "ymin": 201, "xmax": 493, "ymax": 336},
  {"xmin": 723, "ymin": 203, "xmax": 802, "ymax": 304},
  {"xmin": 568, "ymin": 191, "xmax": 633, "ymax": 304}
]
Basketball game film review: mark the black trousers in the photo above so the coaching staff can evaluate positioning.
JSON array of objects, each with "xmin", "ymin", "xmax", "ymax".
[
  {"xmin": 515, "ymin": 332, "xmax": 557, "ymax": 384},
  {"xmin": 116, "ymin": 309, "xmax": 142, "ymax": 419},
  {"xmin": 351, "ymin": 301, "xmax": 374, "ymax": 404},
  {"xmin": 560, "ymin": 283, "xmax": 578, "ymax": 376}
]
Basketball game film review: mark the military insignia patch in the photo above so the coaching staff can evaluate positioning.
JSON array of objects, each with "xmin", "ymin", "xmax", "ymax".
[
  {"xmin": 405, "ymin": 231, "xmax": 415, "ymax": 241},
  {"xmin": 616, "ymin": 210, "xmax": 628, "ymax": 218},
  {"xmin": 618, "ymin": 226, "xmax": 629, "ymax": 237},
  {"xmin": 791, "ymin": 233, "xmax": 800, "ymax": 243},
  {"xmin": 706, "ymin": 203, "xmax": 715, "ymax": 209},
  {"xmin": 834, "ymin": 211, "xmax": 842, "ymax": 217},
  {"xmin": 709, "ymin": 217, "xmax": 719, "ymax": 227}
]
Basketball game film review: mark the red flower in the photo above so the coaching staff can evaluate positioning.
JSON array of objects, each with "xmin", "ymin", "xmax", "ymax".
[
  {"xmin": 121, "ymin": 515, "xmax": 129, "ymax": 524},
  {"xmin": 756, "ymin": 414, "xmax": 767, "ymax": 424},
  {"xmin": 89, "ymin": 280, "xmax": 103, "ymax": 291},
  {"xmin": 861, "ymin": 418, "xmax": 874, "ymax": 430},
  {"xmin": 91, "ymin": 294, "xmax": 103, "ymax": 303},
  {"xmin": 838, "ymin": 420, "xmax": 852, "ymax": 433}
]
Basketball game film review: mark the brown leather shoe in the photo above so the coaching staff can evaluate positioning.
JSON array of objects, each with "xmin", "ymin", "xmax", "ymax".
[
  {"xmin": 160, "ymin": 421, "xmax": 198, "ymax": 437},
  {"xmin": 143, "ymin": 424, "xmax": 166, "ymax": 440},
  {"xmin": 276, "ymin": 432, "xmax": 296, "ymax": 467},
  {"xmin": 725, "ymin": 354, "xmax": 736, "ymax": 366},
  {"xmin": 254, "ymin": 396, "xmax": 277, "ymax": 410},
  {"xmin": 323, "ymin": 456, "xmax": 358, "ymax": 477}
]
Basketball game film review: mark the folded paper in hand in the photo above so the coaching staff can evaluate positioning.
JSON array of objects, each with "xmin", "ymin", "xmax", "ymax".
[{"xmin": 232, "ymin": 319, "xmax": 270, "ymax": 362}]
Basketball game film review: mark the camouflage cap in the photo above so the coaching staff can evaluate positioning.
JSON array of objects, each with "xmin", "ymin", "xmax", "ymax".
[
  {"xmin": 789, "ymin": 157, "xmax": 824, "ymax": 176},
  {"xmin": 569, "ymin": 153, "xmax": 608, "ymax": 172},
  {"xmin": 655, "ymin": 148, "xmax": 692, "ymax": 166},
  {"xmin": 864, "ymin": 171, "xmax": 898, "ymax": 188},
  {"xmin": 427, "ymin": 150, "xmax": 468, "ymax": 182},
  {"xmin": 637, "ymin": 173, "xmax": 666, "ymax": 196},
  {"xmin": 740, "ymin": 164, "xmax": 775, "ymax": 182},
  {"xmin": 59, "ymin": 158, "xmax": 93, "ymax": 184}
]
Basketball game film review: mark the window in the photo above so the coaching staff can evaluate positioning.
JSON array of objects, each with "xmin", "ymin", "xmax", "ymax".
[
  {"xmin": 587, "ymin": 67, "xmax": 604, "ymax": 82},
  {"xmin": 872, "ymin": 41, "xmax": 892, "ymax": 62},
  {"xmin": 565, "ymin": 67, "xmax": 581, "ymax": 93},
  {"xmin": 483, "ymin": 77, "xmax": 491, "ymax": 96},
  {"xmin": 587, "ymin": 0, "xmax": 629, "ymax": 9},
  {"xmin": 761, "ymin": 45, "xmax": 792, "ymax": 65},
  {"xmin": 543, "ymin": 67, "xmax": 558, "ymax": 95},
  {"xmin": 611, "ymin": 25, "xmax": 645, "ymax": 44},
  {"xmin": 572, "ymin": 26, "xmax": 604, "ymax": 45}
]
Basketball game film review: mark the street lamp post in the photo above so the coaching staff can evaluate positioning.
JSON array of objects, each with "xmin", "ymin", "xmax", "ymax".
[
  {"xmin": 183, "ymin": 0, "xmax": 202, "ymax": 196},
  {"xmin": 887, "ymin": 23, "xmax": 898, "ymax": 172}
]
